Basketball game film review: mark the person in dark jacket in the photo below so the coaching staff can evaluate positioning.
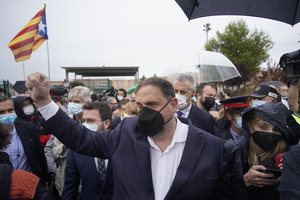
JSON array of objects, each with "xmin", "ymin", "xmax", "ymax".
[
  {"xmin": 222, "ymin": 103, "xmax": 291, "ymax": 200},
  {"xmin": 0, "ymin": 122, "xmax": 53, "ymax": 200},
  {"xmin": 0, "ymin": 96, "xmax": 48, "ymax": 184},
  {"xmin": 13, "ymin": 96, "xmax": 51, "ymax": 147},
  {"xmin": 62, "ymin": 102, "xmax": 113, "ymax": 200},
  {"xmin": 278, "ymin": 143, "xmax": 300, "ymax": 200},
  {"xmin": 172, "ymin": 74, "xmax": 215, "ymax": 134},
  {"xmin": 214, "ymin": 96, "xmax": 251, "ymax": 140}
]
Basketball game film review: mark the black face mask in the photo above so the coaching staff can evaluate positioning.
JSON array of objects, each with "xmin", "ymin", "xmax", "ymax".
[
  {"xmin": 138, "ymin": 99, "xmax": 172, "ymax": 137},
  {"xmin": 202, "ymin": 97, "xmax": 215, "ymax": 111},
  {"xmin": 251, "ymin": 131, "xmax": 283, "ymax": 152}
]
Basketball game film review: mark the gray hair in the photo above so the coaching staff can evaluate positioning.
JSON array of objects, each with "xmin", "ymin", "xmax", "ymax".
[
  {"xmin": 68, "ymin": 86, "xmax": 91, "ymax": 103},
  {"xmin": 106, "ymin": 97, "xmax": 116, "ymax": 104},
  {"xmin": 173, "ymin": 74, "xmax": 196, "ymax": 91}
]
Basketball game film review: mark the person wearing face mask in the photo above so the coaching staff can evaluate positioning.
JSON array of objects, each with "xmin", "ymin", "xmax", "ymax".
[
  {"xmin": 220, "ymin": 103, "xmax": 293, "ymax": 200},
  {"xmin": 13, "ymin": 96, "xmax": 51, "ymax": 147},
  {"xmin": 26, "ymin": 72, "xmax": 233, "ymax": 200},
  {"xmin": 251, "ymin": 84, "xmax": 282, "ymax": 108},
  {"xmin": 0, "ymin": 96, "xmax": 48, "ymax": 184},
  {"xmin": 196, "ymin": 83, "xmax": 221, "ymax": 120},
  {"xmin": 214, "ymin": 96, "xmax": 251, "ymax": 140},
  {"xmin": 67, "ymin": 86, "xmax": 91, "ymax": 121},
  {"xmin": 116, "ymin": 88, "xmax": 127, "ymax": 102},
  {"xmin": 52, "ymin": 85, "xmax": 91, "ymax": 197},
  {"xmin": 62, "ymin": 102, "xmax": 113, "ymax": 200},
  {"xmin": 250, "ymin": 84, "xmax": 299, "ymax": 145},
  {"xmin": 172, "ymin": 74, "xmax": 215, "ymax": 134}
]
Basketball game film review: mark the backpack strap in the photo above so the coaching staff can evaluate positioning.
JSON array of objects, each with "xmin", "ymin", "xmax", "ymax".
[{"xmin": 0, "ymin": 164, "xmax": 13, "ymax": 200}]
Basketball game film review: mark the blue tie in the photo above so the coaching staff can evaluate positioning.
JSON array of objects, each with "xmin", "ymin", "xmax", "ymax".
[{"xmin": 177, "ymin": 111, "xmax": 183, "ymax": 118}]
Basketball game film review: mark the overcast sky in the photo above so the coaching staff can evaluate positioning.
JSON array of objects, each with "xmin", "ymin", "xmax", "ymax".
[{"xmin": 1, "ymin": 0, "xmax": 299, "ymax": 84}]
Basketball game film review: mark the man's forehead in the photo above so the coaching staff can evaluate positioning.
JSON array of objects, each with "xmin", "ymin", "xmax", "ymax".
[
  {"xmin": 83, "ymin": 109, "xmax": 100, "ymax": 118},
  {"xmin": 0, "ymin": 100, "xmax": 13, "ymax": 107},
  {"xmin": 136, "ymin": 85, "xmax": 165, "ymax": 101},
  {"xmin": 203, "ymin": 85, "xmax": 216, "ymax": 93}
]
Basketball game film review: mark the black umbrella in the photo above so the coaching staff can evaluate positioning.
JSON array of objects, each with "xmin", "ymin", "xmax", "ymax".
[
  {"xmin": 175, "ymin": 0, "xmax": 300, "ymax": 26},
  {"xmin": 13, "ymin": 81, "xmax": 28, "ymax": 94}
]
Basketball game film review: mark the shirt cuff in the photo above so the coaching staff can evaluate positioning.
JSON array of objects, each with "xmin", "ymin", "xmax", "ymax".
[{"xmin": 37, "ymin": 101, "xmax": 59, "ymax": 121}]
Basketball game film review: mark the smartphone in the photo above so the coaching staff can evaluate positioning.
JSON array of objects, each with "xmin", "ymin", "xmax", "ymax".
[{"xmin": 264, "ymin": 168, "xmax": 282, "ymax": 178}]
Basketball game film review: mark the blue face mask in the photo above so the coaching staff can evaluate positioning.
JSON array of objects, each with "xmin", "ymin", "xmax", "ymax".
[
  {"xmin": 67, "ymin": 102, "xmax": 83, "ymax": 115},
  {"xmin": 0, "ymin": 113, "xmax": 17, "ymax": 126},
  {"xmin": 251, "ymin": 99, "xmax": 266, "ymax": 108},
  {"xmin": 82, "ymin": 122, "xmax": 98, "ymax": 131},
  {"xmin": 235, "ymin": 116, "xmax": 243, "ymax": 129}
]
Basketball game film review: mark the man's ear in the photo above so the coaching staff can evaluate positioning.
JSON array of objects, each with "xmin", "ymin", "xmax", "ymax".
[
  {"xmin": 170, "ymin": 97, "xmax": 178, "ymax": 112},
  {"xmin": 103, "ymin": 119, "xmax": 111, "ymax": 130},
  {"xmin": 196, "ymin": 92, "xmax": 202, "ymax": 100}
]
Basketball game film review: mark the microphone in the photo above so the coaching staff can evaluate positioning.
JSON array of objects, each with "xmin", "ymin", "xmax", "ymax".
[{"xmin": 275, "ymin": 153, "xmax": 284, "ymax": 170}]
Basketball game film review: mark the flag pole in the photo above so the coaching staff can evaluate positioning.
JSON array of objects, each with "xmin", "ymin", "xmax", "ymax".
[
  {"xmin": 46, "ymin": 40, "xmax": 51, "ymax": 81},
  {"xmin": 22, "ymin": 62, "xmax": 26, "ymax": 80}
]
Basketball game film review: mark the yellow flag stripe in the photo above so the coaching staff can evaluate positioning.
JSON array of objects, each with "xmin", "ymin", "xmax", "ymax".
[
  {"xmin": 8, "ymin": 30, "xmax": 37, "ymax": 46},
  {"xmin": 16, "ymin": 55, "xmax": 31, "ymax": 62},
  {"xmin": 12, "ymin": 43, "xmax": 34, "ymax": 55}
]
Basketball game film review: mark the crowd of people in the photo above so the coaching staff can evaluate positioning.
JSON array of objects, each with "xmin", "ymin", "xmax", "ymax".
[{"xmin": 0, "ymin": 72, "xmax": 299, "ymax": 200}]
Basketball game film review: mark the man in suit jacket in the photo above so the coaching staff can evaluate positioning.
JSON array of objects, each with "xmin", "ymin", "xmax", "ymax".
[
  {"xmin": 0, "ymin": 96, "xmax": 48, "ymax": 183},
  {"xmin": 172, "ymin": 74, "xmax": 215, "ymax": 134},
  {"xmin": 62, "ymin": 102, "xmax": 113, "ymax": 200},
  {"xmin": 26, "ymin": 73, "xmax": 230, "ymax": 200}
]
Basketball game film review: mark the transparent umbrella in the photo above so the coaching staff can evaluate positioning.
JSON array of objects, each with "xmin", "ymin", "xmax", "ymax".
[{"xmin": 198, "ymin": 51, "xmax": 241, "ymax": 83}]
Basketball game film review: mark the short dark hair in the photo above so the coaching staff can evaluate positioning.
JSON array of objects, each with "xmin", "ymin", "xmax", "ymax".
[
  {"xmin": 196, "ymin": 83, "xmax": 217, "ymax": 94},
  {"xmin": 118, "ymin": 88, "xmax": 127, "ymax": 97},
  {"xmin": 118, "ymin": 100, "xmax": 129, "ymax": 108},
  {"xmin": 0, "ymin": 96, "xmax": 13, "ymax": 106},
  {"xmin": 83, "ymin": 102, "xmax": 112, "ymax": 121},
  {"xmin": 135, "ymin": 77, "xmax": 175, "ymax": 100}
]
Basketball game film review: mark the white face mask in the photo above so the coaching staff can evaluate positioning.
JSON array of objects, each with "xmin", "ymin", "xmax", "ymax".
[
  {"xmin": 117, "ymin": 95, "xmax": 123, "ymax": 101},
  {"xmin": 23, "ymin": 105, "xmax": 35, "ymax": 115},
  {"xmin": 82, "ymin": 122, "xmax": 98, "ymax": 131},
  {"xmin": 68, "ymin": 102, "xmax": 83, "ymax": 115},
  {"xmin": 176, "ymin": 93, "xmax": 188, "ymax": 110}
]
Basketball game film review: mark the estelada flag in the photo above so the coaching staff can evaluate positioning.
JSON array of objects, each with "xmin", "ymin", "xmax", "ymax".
[{"xmin": 8, "ymin": 4, "xmax": 48, "ymax": 62}]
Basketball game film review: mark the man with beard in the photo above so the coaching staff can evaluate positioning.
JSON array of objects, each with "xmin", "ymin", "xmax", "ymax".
[
  {"xmin": 26, "ymin": 72, "xmax": 230, "ymax": 200},
  {"xmin": 62, "ymin": 102, "xmax": 113, "ymax": 200},
  {"xmin": 196, "ymin": 83, "xmax": 217, "ymax": 112}
]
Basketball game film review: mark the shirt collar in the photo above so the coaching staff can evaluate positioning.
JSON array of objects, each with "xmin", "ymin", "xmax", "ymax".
[
  {"xmin": 177, "ymin": 103, "xmax": 192, "ymax": 118},
  {"xmin": 148, "ymin": 118, "xmax": 188, "ymax": 152},
  {"xmin": 10, "ymin": 126, "xmax": 17, "ymax": 136}
]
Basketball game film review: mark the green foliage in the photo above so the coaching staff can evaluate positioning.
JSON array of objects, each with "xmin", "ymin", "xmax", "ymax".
[{"xmin": 205, "ymin": 19, "xmax": 273, "ymax": 83}]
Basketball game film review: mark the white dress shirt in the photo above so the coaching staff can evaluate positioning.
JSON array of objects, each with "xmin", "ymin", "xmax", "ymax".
[{"xmin": 148, "ymin": 119, "xmax": 188, "ymax": 200}]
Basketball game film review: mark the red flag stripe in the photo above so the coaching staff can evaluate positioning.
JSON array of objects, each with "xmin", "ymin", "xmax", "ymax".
[
  {"xmin": 33, "ymin": 37, "xmax": 44, "ymax": 46},
  {"xmin": 7, "ymin": 5, "xmax": 47, "ymax": 62},
  {"xmin": 14, "ymin": 49, "xmax": 33, "ymax": 60},
  {"xmin": 11, "ymin": 24, "xmax": 39, "ymax": 41},
  {"xmin": 8, "ymin": 37, "xmax": 34, "ymax": 50},
  {"xmin": 12, "ymin": 10, "xmax": 43, "ymax": 39}
]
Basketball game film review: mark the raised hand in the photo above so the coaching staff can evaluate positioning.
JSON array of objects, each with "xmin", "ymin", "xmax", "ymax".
[{"xmin": 26, "ymin": 72, "xmax": 52, "ymax": 107}]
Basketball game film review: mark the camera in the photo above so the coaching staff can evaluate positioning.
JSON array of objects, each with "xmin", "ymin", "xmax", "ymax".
[{"xmin": 279, "ymin": 49, "xmax": 300, "ymax": 78}]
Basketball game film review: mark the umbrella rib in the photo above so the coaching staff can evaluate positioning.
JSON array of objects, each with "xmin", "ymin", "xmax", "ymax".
[
  {"xmin": 188, "ymin": 0, "xmax": 199, "ymax": 20},
  {"xmin": 292, "ymin": 0, "xmax": 300, "ymax": 26}
]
